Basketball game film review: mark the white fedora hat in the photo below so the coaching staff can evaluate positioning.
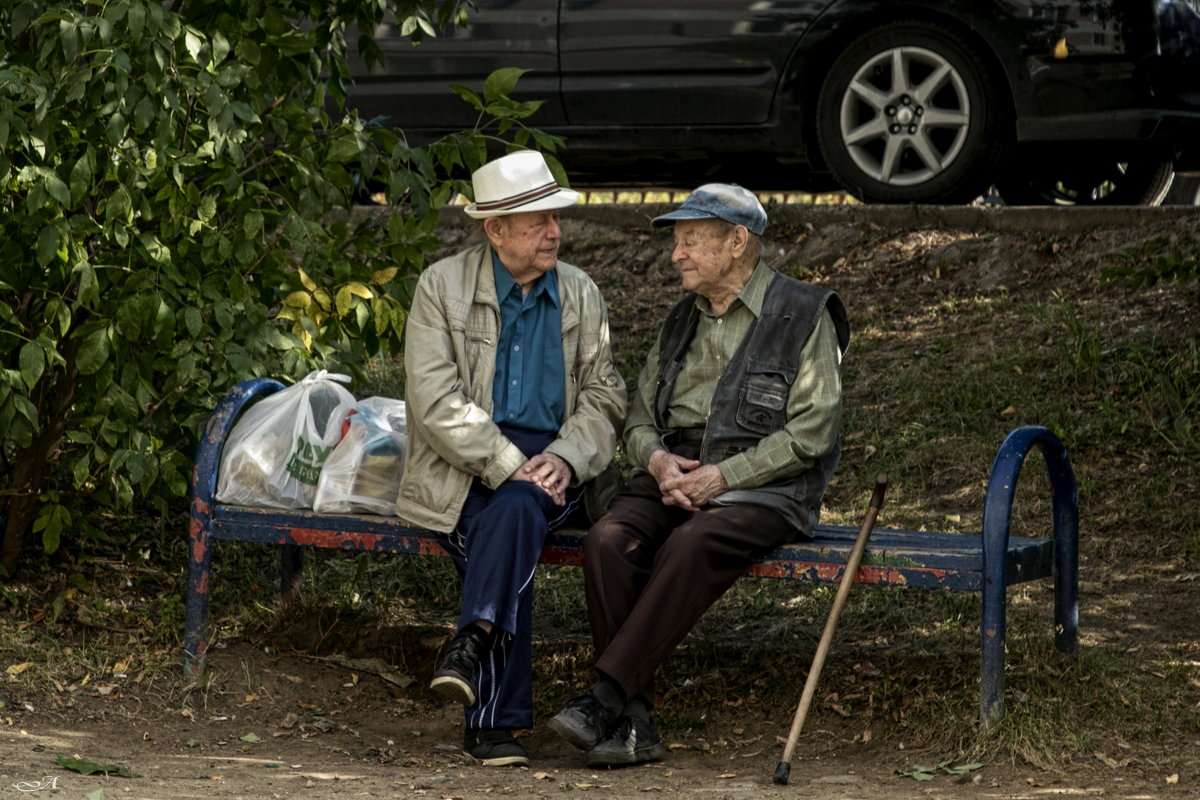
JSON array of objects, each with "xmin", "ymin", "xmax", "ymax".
[{"xmin": 464, "ymin": 150, "xmax": 580, "ymax": 219}]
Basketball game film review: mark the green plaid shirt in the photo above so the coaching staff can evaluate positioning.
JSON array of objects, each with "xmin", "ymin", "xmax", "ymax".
[{"xmin": 624, "ymin": 261, "xmax": 843, "ymax": 491}]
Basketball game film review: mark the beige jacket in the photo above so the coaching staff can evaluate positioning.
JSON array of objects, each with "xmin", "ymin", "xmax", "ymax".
[{"xmin": 395, "ymin": 243, "xmax": 627, "ymax": 531}]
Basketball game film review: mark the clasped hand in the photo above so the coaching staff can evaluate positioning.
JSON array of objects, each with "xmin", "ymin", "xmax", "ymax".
[
  {"xmin": 511, "ymin": 452, "xmax": 572, "ymax": 506},
  {"xmin": 647, "ymin": 450, "xmax": 728, "ymax": 510}
]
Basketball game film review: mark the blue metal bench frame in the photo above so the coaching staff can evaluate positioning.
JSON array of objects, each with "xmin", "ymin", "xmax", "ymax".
[{"xmin": 185, "ymin": 378, "xmax": 1080, "ymax": 723}]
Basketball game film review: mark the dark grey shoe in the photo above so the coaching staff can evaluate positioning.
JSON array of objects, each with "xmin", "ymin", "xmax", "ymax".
[
  {"xmin": 430, "ymin": 627, "xmax": 486, "ymax": 706},
  {"xmin": 464, "ymin": 729, "xmax": 530, "ymax": 767},
  {"xmin": 585, "ymin": 706, "xmax": 667, "ymax": 767},
  {"xmin": 548, "ymin": 690, "xmax": 622, "ymax": 751}
]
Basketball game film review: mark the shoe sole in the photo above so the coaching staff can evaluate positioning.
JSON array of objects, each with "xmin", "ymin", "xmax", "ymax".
[
  {"xmin": 585, "ymin": 742, "xmax": 668, "ymax": 768},
  {"xmin": 430, "ymin": 675, "xmax": 476, "ymax": 706},
  {"xmin": 547, "ymin": 713, "xmax": 602, "ymax": 751},
  {"xmin": 477, "ymin": 754, "xmax": 531, "ymax": 767}
]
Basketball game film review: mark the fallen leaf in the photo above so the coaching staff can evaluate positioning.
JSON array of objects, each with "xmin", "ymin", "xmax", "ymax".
[
  {"xmin": 240, "ymin": 732, "xmax": 261, "ymax": 743},
  {"xmin": 56, "ymin": 756, "xmax": 139, "ymax": 778},
  {"xmin": 6, "ymin": 662, "xmax": 34, "ymax": 676},
  {"xmin": 1166, "ymin": 774, "xmax": 1179, "ymax": 784},
  {"xmin": 718, "ymin": 773, "xmax": 737, "ymax": 779},
  {"xmin": 533, "ymin": 771, "xmax": 552, "ymax": 780}
]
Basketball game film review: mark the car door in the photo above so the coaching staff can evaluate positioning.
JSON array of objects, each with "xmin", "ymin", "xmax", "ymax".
[
  {"xmin": 557, "ymin": 0, "xmax": 817, "ymax": 126},
  {"xmin": 346, "ymin": 0, "xmax": 566, "ymax": 132}
]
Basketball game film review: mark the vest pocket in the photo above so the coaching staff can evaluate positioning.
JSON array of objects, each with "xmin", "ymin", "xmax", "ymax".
[{"xmin": 736, "ymin": 371, "xmax": 789, "ymax": 435}]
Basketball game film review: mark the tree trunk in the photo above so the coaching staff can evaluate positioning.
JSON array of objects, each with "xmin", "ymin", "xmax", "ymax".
[{"xmin": 1, "ymin": 346, "xmax": 78, "ymax": 576}]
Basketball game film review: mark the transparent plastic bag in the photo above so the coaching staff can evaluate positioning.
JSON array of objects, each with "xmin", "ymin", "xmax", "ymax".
[
  {"xmin": 313, "ymin": 397, "xmax": 407, "ymax": 515},
  {"xmin": 216, "ymin": 371, "xmax": 356, "ymax": 508}
]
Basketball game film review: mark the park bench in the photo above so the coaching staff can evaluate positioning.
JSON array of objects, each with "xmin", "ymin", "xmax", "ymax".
[{"xmin": 184, "ymin": 377, "xmax": 1080, "ymax": 723}]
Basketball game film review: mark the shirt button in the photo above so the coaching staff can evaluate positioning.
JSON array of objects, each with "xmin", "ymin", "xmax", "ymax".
[
  {"xmin": 717, "ymin": 319, "xmax": 723, "ymax": 325},
  {"xmin": 512, "ymin": 380, "xmax": 518, "ymax": 386},
  {"xmin": 514, "ymin": 345, "xmax": 520, "ymax": 352}
]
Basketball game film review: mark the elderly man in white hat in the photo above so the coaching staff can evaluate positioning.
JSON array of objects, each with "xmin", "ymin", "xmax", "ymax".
[
  {"xmin": 395, "ymin": 150, "xmax": 626, "ymax": 766},
  {"xmin": 548, "ymin": 184, "xmax": 850, "ymax": 767}
]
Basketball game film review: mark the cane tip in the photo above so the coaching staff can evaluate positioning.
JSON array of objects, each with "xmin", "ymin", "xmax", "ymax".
[{"xmin": 772, "ymin": 762, "xmax": 791, "ymax": 785}]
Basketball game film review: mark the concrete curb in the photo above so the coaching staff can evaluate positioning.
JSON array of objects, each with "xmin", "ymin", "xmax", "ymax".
[{"xmin": 433, "ymin": 203, "xmax": 1199, "ymax": 234}]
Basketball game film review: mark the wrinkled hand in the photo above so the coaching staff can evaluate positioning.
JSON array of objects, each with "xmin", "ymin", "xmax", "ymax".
[
  {"xmin": 511, "ymin": 452, "xmax": 572, "ymax": 506},
  {"xmin": 647, "ymin": 450, "xmax": 729, "ymax": 510}
]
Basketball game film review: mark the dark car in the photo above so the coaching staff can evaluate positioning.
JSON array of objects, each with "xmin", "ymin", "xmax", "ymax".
[{"xmin": 345, "ymin": 0, "xmax": 1200, "ymax": 205}]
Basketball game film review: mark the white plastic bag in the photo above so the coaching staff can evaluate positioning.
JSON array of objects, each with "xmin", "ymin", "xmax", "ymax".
[
  {"xmin": 313, "ymin": 397, "xmax": 407, "ymax": 515},
  {"xmin": 216, "ymin": 371, "xmax": 356, "ymax": 508}
]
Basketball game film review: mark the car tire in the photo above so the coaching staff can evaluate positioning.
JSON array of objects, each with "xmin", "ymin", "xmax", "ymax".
[
  {"xmin": 996, "ymin": 160, "xmax": 1174, "ymax": 206},
  {"xmin": 815, "ymin": 22, "xmax": 1007, "ymax": 205},
  {"xmin": 1162, "ymin": 173, "xmax": 1200, "ymax": 205}
]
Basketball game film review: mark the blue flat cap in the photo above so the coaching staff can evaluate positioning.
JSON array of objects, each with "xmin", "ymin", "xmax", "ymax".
[{"xmin": 651, "ymin": 183, "xmax": 767, "ymax": 235}]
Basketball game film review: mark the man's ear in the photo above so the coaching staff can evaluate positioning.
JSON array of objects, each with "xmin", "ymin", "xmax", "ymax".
[
  {"xmin": 482, "ymin": 216, "xmax": 506, "ymax": 246},
  {"xmin": 730, "ymin": 224, "xmax": 750, "ymax": 257}
]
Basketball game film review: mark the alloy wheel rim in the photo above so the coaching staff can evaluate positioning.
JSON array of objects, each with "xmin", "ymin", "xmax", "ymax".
[{"xmin": 838, "ymin": 45, "xmax": 972, "ymax": 187}]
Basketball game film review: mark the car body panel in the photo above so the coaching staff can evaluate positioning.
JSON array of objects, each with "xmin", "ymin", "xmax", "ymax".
[{"xmin": 345, "ymin": 0, "xmax": 1200, "ymax": 186}]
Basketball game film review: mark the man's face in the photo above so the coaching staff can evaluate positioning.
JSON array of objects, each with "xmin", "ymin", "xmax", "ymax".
[
  {"xmin": 488, "ymin": 210, "xmax": 563, "ymax": 281},
  {"xmin": 670, "ymin": 219, "xmax": 740, "ymax": 299}
]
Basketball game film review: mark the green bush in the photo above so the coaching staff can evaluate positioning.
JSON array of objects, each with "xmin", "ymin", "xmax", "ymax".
[{"xmin": 0, "ymin": 0, "xmax": 559, "ymax": 573}]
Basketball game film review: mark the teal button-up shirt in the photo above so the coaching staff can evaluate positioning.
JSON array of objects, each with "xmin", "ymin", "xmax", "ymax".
[{"xmin": 490, "ymin": 251, "xmax": 566, "ymax": 433}]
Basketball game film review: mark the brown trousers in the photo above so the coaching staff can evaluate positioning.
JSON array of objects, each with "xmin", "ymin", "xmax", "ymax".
[{"xmin": 584, "ymin": 458, "xmax": 794, "ymax": 702}]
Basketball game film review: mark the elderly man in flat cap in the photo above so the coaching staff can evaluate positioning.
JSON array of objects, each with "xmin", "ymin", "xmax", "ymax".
[
  {"xmin": 396, "ymin": 150, "xmax": 626, "ymax": 766},
  {"xmin": 549, "ymin": 184, "xmax": 850, "ymax": 767}
]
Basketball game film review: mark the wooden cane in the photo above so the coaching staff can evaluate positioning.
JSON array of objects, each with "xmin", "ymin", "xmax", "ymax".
[{"xmin": 773, "ymin": 474, "xmax": 888, "ymax": 785}]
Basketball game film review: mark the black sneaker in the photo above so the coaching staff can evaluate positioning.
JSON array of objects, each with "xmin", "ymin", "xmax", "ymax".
[
  {"xmin": 585, "ymin": 705, "xmax": 667, "ymax": 767},
  {"xmin": 430, "ymin": 626, "xmax": 486, "ymax": 706},
  {"xmin": 548, "ymin": 690, "xmax": 621, "ymax": 751},
  {"xmin": 464, "ymin": 728, "xmax": 531, "ymax": 767}
]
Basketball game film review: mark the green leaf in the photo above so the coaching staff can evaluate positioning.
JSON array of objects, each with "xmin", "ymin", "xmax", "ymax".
[
  {"xmin": 184, "ymin": 307, "xmax": 203, "ymax": 337},
  {"xmin": 240, "ymin": 732, "xmax": 261, "ymax": 743},
  {"xmin": 36, "ymin": 224, "xmax": 63, "ymax": 266},
  {"xmin": 76, "ymin": 327, "xmax": 111, "ymax": 375},
  {"xmin": 107, "ymin": 184, "xmax": 133, "ymax": 225},
  {"xmin": 55, "ymin": 756, "xmax": 139, "ymax": 778},
  {"xmin": 34, "ymin": 504, "xmax": 72, "ymax": 554},
  {"xmin": 128, "ymin": 1, "xmax": 145, "ymax": 38},
  {"xmin": 18, "ymin": 342, "xmax": 44, "ymax": 389},
  {"xmin": 483, "ymin": 67, "xmax": 529, "ymax": 102},
  {"xmin": 449, "ymin": 84, "xmax": 483, "ymax": 111},
  {"xmin": 45, "ymin": 172, "xmax": 70, "ymax": 205}
]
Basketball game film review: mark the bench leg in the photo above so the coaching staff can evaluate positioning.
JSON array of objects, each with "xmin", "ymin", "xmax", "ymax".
[
  {"xmin": 281, "ymin": 545, "xmax": 305, "ymax": 605},
  {"xmin": 1053, "ymin": 476, "xmax": 1080, "ymax": 657},
  {"xmin": 184, "ymin": 509, "xmax": 212, "ymax": 680},
  {"xmin": 980, "ymin": 574, "xmax": 1007, "ymax": 726}
]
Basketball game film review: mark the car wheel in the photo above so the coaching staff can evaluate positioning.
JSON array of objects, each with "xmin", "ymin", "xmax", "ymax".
[
  {"xmin": 816, "ymin": 22, "xmax": 1006, "ymax": 204},
  {"xmin": 1162, "ymin": 173, "xmax": 1200, "ymax": 205},
  {"xmin": 996, "ymin": 160, "xmax": 1174, "ymax": 205}
]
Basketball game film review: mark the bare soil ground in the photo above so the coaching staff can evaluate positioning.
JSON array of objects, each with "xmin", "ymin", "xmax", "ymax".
[{"xmin": 3, "ymin": 204, "xmax": 1199, "ymax": 800}]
